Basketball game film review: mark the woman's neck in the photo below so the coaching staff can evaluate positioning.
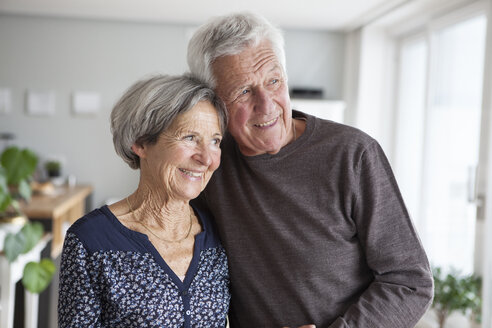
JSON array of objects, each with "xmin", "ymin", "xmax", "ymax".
[{"xmin": 128, "ymin": 182, "xmax": 191, "ymax": 231}]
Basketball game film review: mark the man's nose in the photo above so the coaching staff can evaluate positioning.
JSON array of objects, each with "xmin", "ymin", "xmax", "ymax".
[{"xmin": 254, "ymin": 87, "xmax": 274, "ymax": 114}]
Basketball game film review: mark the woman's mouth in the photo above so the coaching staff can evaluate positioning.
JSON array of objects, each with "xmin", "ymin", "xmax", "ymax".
[{"xmin": 179, "ymin": 168, "xmax": 203, "ymax": 178}]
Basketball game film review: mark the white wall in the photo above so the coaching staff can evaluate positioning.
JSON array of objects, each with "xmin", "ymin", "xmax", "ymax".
[
  {"xmin": 0, "ymin": 14, "xmax": 346, "ymax": 208},
  {"xmin": 346, "ymin": 25, "xmax": 395, "ymax": 157},
  {"xmin": 284, "ymin": 29, "xmax": 345, "ymax": 99},
  {"xmin": 0, "ymin": 14, "xmax": 191, "ymax": 208}
]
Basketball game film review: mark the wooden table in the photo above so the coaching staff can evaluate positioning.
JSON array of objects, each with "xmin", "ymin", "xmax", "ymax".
[{"xmin": 20, "ymin": 185, "xmax": 92, "ymax": 258}]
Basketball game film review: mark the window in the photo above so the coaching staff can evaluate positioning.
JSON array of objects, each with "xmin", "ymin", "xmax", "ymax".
[
  {"xmin": 394, "ymin": 13, "xmax": 487, "ymax": 274},
  {"xmin": 394, "ymin": 35, "xmax": 427, "ymax": 223}
]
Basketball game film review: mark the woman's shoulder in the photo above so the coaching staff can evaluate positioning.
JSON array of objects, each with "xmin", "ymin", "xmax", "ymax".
[
  {"xmin": 68, "ymin": 206, "xmax": 112, "ymax": 236},
  {"xmin": 66, "ymin": 205, "xmax": 137, "ymax": 254}
]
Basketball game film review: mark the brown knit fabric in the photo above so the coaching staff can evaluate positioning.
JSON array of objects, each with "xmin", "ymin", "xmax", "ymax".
[{"xmin": 195, "ymin": 111, "xmax": 433, "ymax": 327}]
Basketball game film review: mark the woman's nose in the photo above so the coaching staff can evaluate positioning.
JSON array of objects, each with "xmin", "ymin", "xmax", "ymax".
[{"xmin": 193, "ymin": 144, "xmax": 213, "ymax": 166}]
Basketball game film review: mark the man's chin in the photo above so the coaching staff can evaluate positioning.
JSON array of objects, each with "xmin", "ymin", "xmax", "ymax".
[{"xmin": 238, "ymin": 141, "xmax": 283, "ymax": 156}]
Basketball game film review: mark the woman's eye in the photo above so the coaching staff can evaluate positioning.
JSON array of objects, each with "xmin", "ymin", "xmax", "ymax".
[
  {"xmin": 183, "ymin": 135, "xmax": 195, "ymax": 141},
  {"xmin": 271, "ymin": 79, "xmax": 279, "ymax": 84},
  {"xmin": 212, "ymin": 138, "xmax": 222, "ymax": 146}
]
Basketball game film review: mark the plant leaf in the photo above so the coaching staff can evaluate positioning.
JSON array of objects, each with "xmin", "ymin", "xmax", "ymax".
[
  {"xmin": 0, "ymin": 167, "xmax": 7, "ymax": 191},
  {"xmin": 0, "ymin": 168, "xmax": 10, "ymax": 212},
  {"xmin": 432, "ymin": 266, "xmax": 482, "ymax": 322},
  {"xmin": 0, "ymin": 147, "xmax": 38, "ymax": 185},
  {"xmin": 21, "ymin": 222, "xmax": 44, "ymax": 253},
  {"xmin": 0, "ymin": 192, "xmax": 12, "ymax": 213},
  {"xmin": 10, "ymin": 198, "xmax": 20, "ymax": 213},
  {"xmin": 22, "ymin": 259, "xmax": 56, "ymax": 294},
  {"xmin": 4, "ymin": 231, "xmax": 26, "ymax": 262},
  {"xmin": 18, "ymin": 179, "xmax": 32, "ymax": 201}
]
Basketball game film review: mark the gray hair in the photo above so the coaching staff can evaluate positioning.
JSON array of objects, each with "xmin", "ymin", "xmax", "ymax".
[
  {"xmin": 187, "ymin": 12, "xmax": 286, "ymax": 88},
  {"xmin": 110, "ymin": 74, "xmax": 227, "ymax": 169}
]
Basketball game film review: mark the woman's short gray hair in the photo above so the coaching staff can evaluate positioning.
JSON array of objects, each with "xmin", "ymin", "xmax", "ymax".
[
  {"xmin": 187, "ymin": 12, "xmax": 286, "ymax": 87},
  {"xmin": 110, "ymin": 74, "xmax": 227, "ymax": 169}
]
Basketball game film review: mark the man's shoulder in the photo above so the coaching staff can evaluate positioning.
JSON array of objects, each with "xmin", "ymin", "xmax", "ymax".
[{"xmin": 304, "ymin": 113, "xmax": 376, "ymax": 151}]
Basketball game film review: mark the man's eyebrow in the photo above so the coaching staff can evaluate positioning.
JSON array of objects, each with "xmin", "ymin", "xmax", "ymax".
[
  {"xmin": 269, "ymin": 64, "xmax": 281, "ymax": 73},
  {"xmin": 223, "ymin": 64, "xmax": 282, "ymax": 98},
  {"xmin": 234, "ymin": 66, "xmax": 280, "ymax": 87},
  {"xmin": 232, "ymin": 84, "xmax": 249, "ymax": 93},
  {"xmin": 223, "ymin": 83, "xmax": 249, "ymax": 99}
]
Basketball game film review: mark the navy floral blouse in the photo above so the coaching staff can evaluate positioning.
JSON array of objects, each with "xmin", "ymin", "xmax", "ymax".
[{"xmin": 58, "ymin": 205, "xmax": 230, "ymax": 327}]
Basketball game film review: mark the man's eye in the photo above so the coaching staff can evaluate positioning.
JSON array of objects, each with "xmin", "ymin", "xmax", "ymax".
[
  {"xmin": 232, "ymin": 89, "xmax": 251, "ymax": 103},
  {"xmin": 271, "ymin": 79, "xmax": 279, "ymax": 84},
  {"xmin": 183, "ymin": 135, "xmax": 195, "ymax": 141}
]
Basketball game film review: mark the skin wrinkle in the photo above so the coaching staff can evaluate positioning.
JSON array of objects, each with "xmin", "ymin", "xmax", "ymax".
[
  {"xmin": 161, "ymin": 125, "xmax": 221, "ymax": 196},
  {"xmin": 110, "ymin": 100, "xmax": 223, "ymax": 277},
  {"xmin": 213, "ymin": 40, "xmax": 298, "ymax": 156},
  {"xmin": 218, "ymin": 58, "xmax": 281, "ymax": 104},
  {"xmin": 252, "ymin": 51, "xmax": 279, "ymax": 74},
  {"xmin": 208, "ymin": 36, "xmax": 312, "ymax": 327},
  {"xmin": 123, "ymin": 101, "xmax": 222, "ymax": 237}
]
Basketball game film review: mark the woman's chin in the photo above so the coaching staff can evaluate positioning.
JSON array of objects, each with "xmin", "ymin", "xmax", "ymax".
[{"xmin": 173, "ymin": 188, "xmax": 203, "ymax": 202}]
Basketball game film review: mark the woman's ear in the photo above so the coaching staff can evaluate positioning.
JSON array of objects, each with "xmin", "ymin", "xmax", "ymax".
[{"xmin": 131, "ymin": 143, "xmax": 146, "ymax": 159}]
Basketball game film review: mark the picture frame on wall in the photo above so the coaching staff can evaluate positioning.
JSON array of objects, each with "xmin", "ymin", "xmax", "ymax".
[
  {"xmin": 26, "ymin": 90, "xmax": 56, "ymax": 116},
  {"xmin": 72, "ymin": 91, "xmax": 101, "ymax": 116}
]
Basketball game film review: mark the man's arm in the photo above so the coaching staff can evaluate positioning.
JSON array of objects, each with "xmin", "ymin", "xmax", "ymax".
[{"xmin": 330, "ymin": 140, "xmax": 434, "ymax": 328}]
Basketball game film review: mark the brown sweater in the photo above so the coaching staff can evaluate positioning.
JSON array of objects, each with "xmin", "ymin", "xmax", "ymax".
[{"xmin": 196, "ymin": 111, "xmax": 433, "ymax": 327}]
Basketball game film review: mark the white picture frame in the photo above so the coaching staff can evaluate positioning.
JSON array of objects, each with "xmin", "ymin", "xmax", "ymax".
[
  {"xmin": 26, "ymin": 90, "xmax": 56, "ymax": 116},
  {"xmin": 72, "ymin": 91, "xmax": 101, "ymax": 116},
  {"xmin": 0, "ymin": 88, "xmax": 12, "ymax": 115}
]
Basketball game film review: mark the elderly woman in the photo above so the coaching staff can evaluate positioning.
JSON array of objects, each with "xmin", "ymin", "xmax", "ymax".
[{"xmin": 58, "ymin": 74, "xmax": 230, "ymax": 327}]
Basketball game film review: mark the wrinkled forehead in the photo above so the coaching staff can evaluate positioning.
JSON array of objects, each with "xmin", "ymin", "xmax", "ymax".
[
  {"xmin": 166, "ymin": 102, "xmax": 222, "ymax": 135},
  {"xmin": 213, "ymin": 42, "xmax": 282, "ymax": 78}
]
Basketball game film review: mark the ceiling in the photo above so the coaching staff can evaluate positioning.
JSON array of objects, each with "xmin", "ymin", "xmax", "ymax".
[{"xmin": 0, "ymin": 0, "xmax": 417, "ymax": 30}]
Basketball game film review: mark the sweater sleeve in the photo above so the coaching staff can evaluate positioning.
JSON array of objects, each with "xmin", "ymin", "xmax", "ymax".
[
  {"xmin": 58, "ymin": 232, "xmax": 102, "ymax": 328},
  {"xmin": 330, "ymin": 141, "xmax": 434, "ymax": 328}
]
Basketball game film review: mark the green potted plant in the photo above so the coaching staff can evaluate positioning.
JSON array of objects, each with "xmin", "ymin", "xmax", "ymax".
[
  {"xmin": 44, "ymin": 159, "xmax": 61, "ymax": 178},
  {"xmin": 0, "ymin": 146, "xmax": 37, "ymax": 217},
  {"xmin": 432, "ymin": 267, "xmax": 482, "ymax": 328},
  {"xmin": 0, "ymin": 146, "xmax": 56, "ymax": 294}
]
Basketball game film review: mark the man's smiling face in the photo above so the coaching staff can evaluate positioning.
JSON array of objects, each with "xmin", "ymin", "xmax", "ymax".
[{"xmin": 212, "ymin": 40, "xmax": 293, "ymax": 156}]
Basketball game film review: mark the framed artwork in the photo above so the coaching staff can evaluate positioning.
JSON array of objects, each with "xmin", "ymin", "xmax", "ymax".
[
  {"xmin": 72, "ymin": 91, "xmax": 101, "ymax": 116},
  {"xmin": 26, "ymin": 90, "xmax": 55, "ymax": 116}
]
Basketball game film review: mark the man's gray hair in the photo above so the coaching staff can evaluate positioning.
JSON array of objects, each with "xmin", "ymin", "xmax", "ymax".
[
  {"xmin": 110, "ymin": 74, "xmax": 227, "ymax": 169},
  {"xmin": 187, "ymin": 12, "xmax": 286, "ymax": 88}
]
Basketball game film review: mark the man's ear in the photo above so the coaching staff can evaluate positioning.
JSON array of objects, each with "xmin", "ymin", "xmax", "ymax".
[{"xmin": 131, "ymin": 143, "xmax": 146, "ymax": 159}]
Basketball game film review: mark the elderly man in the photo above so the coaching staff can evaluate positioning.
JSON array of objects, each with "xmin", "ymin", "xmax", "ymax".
[{"xmin": 188, "ymin": 12, "xmax": 433, "ymax": 327}]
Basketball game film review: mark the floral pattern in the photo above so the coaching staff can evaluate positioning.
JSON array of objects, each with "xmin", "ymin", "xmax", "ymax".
[{"xmin": 58, "ymin": 232, "xmax": 229, "ymax": 327}]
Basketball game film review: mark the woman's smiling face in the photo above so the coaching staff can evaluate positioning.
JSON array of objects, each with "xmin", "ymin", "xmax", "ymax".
[{"xmin": 135, "ymin": 101, "xmax": 222, "ymax": 201}]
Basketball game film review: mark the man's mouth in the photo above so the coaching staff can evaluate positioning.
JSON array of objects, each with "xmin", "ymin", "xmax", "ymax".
[{"xmin": 254, "ymin": 117, "xmax": 278, "ymax": 128}]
